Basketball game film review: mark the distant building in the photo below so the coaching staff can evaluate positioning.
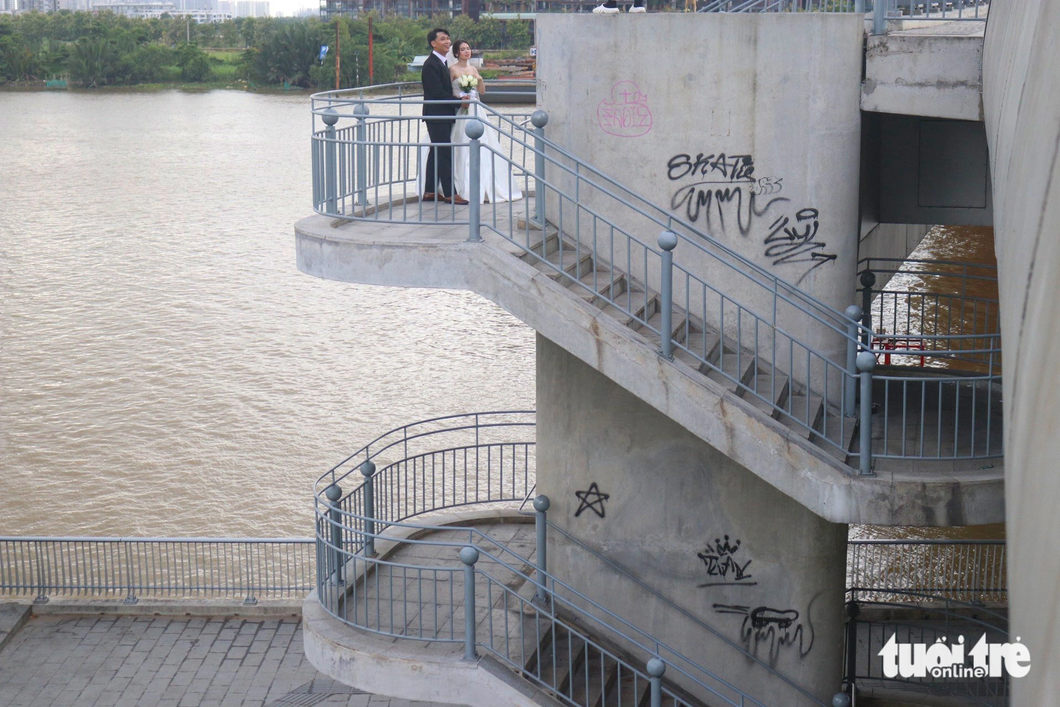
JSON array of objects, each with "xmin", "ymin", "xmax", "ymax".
[
  {"xmin": 91, "ymin": 0, "xmax": 176, "ymax": 16},
  {"xmin": 217, "ymin": 0, "xmax": 268, "ymax": 16},
  {"xmin": 20, "ymin": 0, "xmax": 59, "ymax": 11},
  {"xmin": 319, "ymin": 0, "xmax": 467, "ymax": 20},
  {"xmin": 91, "ymin": 0, "xmax": 231, "ymax": 18}
]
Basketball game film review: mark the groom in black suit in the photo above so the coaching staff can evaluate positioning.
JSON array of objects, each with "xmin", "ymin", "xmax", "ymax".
[{"xmin": 421, "ymin": 28, "xmax": 467, "ymax": 204}]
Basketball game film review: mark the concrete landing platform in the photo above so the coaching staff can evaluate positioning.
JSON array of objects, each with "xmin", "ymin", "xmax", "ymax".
[{"xmin": 295, "ymin": 210, "xmax": 1004, "ymax": 527}]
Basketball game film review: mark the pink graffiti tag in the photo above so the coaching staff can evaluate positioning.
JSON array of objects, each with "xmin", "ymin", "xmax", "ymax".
[{"xmin": 597, "ymin": 81, "xmax": 653, "ymax": 138}]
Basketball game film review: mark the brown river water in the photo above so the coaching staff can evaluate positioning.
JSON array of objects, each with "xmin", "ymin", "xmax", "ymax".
[{"xmin": 0, "ymin": 91, "xmax": 1001, "ymax": 541}]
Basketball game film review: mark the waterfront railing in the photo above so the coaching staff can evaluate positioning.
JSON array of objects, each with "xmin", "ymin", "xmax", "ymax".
[
  {"xmin": 309, "ymin": 88, "xmax": 1003, "ymax": 474},
  {"xmin": 0, "ymin": 537, "xmax": 314, "ymax": 605},
  {"xmin": 847, "ymin": 539, "xmax": 1006, "ymax": 604}
]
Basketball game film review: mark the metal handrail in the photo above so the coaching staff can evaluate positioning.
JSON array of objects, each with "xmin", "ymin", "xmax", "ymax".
[
  {"xmin": 0, "ymin": 537, "xmax": 314, "ymax": 604},
  {"xmin": 698, "ymin": 0, "xmax": 989, "ymax": 19},
  {"xmin": 307, "ymin": 93, "xmax": 1005, "ymax": 468},
  {"xmin": 312, "ymin": 411, "xmax": 811, "ymax": 707},
  {"xmin": 312, "ymin": 90, "xmax": 868, "ymax": 339}
]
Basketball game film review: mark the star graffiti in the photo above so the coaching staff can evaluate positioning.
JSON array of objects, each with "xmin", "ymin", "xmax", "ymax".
[{"xmin": 574, "ymin": 482, "xmax": 610, "ymax": 518}]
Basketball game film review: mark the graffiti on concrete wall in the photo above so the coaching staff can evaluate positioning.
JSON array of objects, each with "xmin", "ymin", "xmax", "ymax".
[
  {"xmin": 697, "ymin": 535, "xmax": 756, "ymax": 587},
  {"xmin": 598, "ymin": 81, "xmax": 653, "ymax": 138},
  {"xmin": 667, "ymin": 152, "xmax": 789, "ymax": 236},
  {"xmin": 666, "ymin": 150, "xmax": 837, "ymax": 284},
  {"xmin": 763, "ymin": 207, "xmax": 837, "ymax": 284},
  {"xmin": 574, "ymin": 483, "xmax": 610, "ymax": 518},
  {"xmin": 713, "ymin": 593, "xmax": 819, "ymax": 665}
]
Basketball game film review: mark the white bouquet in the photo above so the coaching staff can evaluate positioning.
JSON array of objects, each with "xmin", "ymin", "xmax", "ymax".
[{"xmin": 456, "ymin": 74, "xmax": 478, "ymax": 95}]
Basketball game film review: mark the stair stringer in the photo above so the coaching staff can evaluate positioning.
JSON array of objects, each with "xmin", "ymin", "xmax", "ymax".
[{"xmin": 294, "ymin": 214, "xmax": 1005, "ymax": 526}]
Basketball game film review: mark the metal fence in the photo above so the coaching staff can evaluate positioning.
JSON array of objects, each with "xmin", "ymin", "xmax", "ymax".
[
  {"xmin": 847, "ymin": 539, "xmax": 1006, "ymax": 604},
  {"xmin": 309, "ymin": 89, "xmax": 1004, "ymax": 474},
  {"xmin": 0, "ymin": 537, "xmax": 315, "ymax": 604},
  {"xmin": 697, "ymin": 0, "xmax": 990, "ymax": 27},
  {"xmin": 859, "ymin": 257, "xmax": 1000, "ymax": 372}
]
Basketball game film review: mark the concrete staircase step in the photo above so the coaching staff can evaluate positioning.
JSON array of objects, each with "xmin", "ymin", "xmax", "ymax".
[
  {"xmin": 598, "ymin": 289, "xmax": 658, "ymax": 327},
  {"xmin": 704, "ymin": 350, "xmax": 758, "ymax": 392},
  {"xmin": 535, "ymin": 623, "xmax": 576, "ymax": 695},
  {"xmin": 523, "ymin": 228, "xmax": 561, "ymax": 258},
  {"xmin": 574, "ymin": 648, "xmax": 617, "ymax": 707},
  {"xmin": 739, "ymin": 369, "xmax": 791, "ymax": 413},
  {"xmin": 632, "ymin": 309, "xmax": 689, "ymax": 344},
  {"xmin": 532, "ymin": 247, "xmax": 595, "ymax": 282},
  {"xmin": 777, "ymin": 393, "xmax": 825, "ymax": 439},
  {"xmin": 568, "ymin": 268, "xmax": 626, "ymax": 304},
  {"xmin": 556, "ymin": 639, "xmax": 589, "ymax": 697},
  {"xmin": 604, "ymin": 667, "xmax": 651, "ymax": 707},
  {"xmin": 516, "ymin": 216, "xmax": 557, "ymax": 236}
]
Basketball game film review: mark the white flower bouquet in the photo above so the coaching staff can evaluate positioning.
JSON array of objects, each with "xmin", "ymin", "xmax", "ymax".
[{"xmin": 456, "ymin": 74, "xmax": 478, "ymax": 94}]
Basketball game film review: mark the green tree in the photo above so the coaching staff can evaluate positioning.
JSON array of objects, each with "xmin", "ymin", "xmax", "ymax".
[
  {"xmin": 122, "ymin": 42, "xmax": 173, "ymax": 83},
  {"xmin": 176, "ymin": 42, "xmax": 212, "ymax": 81},
  {"xmin": 67, "ymin": 36, "xmax": 120, "ymax": 87},
  {"xmin": 247, "ymin": 21, "xmax": 319, "ymax": 87}
]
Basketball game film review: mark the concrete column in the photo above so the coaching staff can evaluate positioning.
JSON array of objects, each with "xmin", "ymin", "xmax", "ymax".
[{"xmin": 536, "ymin": 335, "xmax": 846, "ymax": 707}]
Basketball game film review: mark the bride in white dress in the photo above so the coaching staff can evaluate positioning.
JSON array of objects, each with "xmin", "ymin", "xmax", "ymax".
[{"xmin": 448, "ymin": 41, "xmax": 523, "ymax": 204}]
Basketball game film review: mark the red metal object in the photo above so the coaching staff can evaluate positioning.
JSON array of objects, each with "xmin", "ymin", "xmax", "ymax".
[{"xmin": 873, "ymin": 333, "xmax": 926, "ymax": 366}]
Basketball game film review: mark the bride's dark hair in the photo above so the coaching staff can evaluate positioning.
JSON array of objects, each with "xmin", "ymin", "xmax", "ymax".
[{"xmin": 453, "ymin": 40, "xmax": 472, "ymax": 58}]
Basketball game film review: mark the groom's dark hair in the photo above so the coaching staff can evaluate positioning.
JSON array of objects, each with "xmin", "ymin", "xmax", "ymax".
[{"xmin": 427, "ymin": 28, "xmax": 449, "ymax": 47}]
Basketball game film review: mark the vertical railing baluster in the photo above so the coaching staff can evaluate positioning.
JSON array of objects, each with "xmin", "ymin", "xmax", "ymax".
[
  {"xmin": 658, "ymin": 231, "xmax": 677, "ymax": 360},
  {"xmin": 466, "ymin": 119, "xmax": 484, "ymax": 242},
  {"xmin": 845, "ymin": 305, "xmax": 862, "ymax": 415},
  {"xmin": 460, "ymin": 547, "xmax": 479, "ymax": 661},
  {"xmin": 322, "ymin": 109, "xmax": 339, "ymax": 214},
  {"xmin": 647, "ymin": 658, "xmax": 665, "ymax": 707},
  {"xmin": 534, "ymin": 496, "xmax": 550, "ymax": 606},
  {"xmin": 532, "ymin": 110, "xmax": 548, "ymax": 228},
  {"xmin": 354, "ymin": 102, "xmax": 369, "ymax": 208},
  {"xmin": 858, "ymin": 352, "xmax": 876, "ymax": 475},
  {"xmin": 325, "ymin": 484, "xmax": 343, "ymax": 588}
]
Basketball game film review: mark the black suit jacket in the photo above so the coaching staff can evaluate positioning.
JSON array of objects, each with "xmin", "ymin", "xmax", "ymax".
[{"xmin": 422, "ymin": 53, "xmax": 457, "ymax": 119}]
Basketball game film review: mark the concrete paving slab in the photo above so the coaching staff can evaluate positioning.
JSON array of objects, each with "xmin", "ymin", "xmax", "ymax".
[
  {"xmin": 0, "ymin": 613, "xmax": 467, "ymax": 707},
  {"xmin": 0, "ymin": 603, "xmax": 30, "ymax": 654}
]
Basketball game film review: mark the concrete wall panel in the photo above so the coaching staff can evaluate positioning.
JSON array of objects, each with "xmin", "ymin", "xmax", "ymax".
[
  {"xmin": 862, "ymin": 33, "xmax": 984, "ymax": 121},
  {"xmin": 536, "ymin": 14, "xmax": 865, "ymax": 377},
  {"xmin": 982, "ymin": 0, "xmax": 1060, "ymax": 701},
  {"xmin": 537, "ymin": 335, "xmax": 846, "ymax": 707}
]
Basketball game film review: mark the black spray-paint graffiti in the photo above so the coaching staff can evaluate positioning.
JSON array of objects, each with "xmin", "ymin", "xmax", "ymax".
[
  {"xmin": 697, "ymin": 535, "xmax": 756, "ymax": 587},
  {"xmin": 667, "ymin": 152, "xmax": 788, "ymax": 236},
  {"xmin": 574, "ymin": 483, "xmax": 609, "ymax": 518},
  {"xmin": 666, "ymin": 150, "xmax": 837, "ymax": 283},
  {"xmin": 713, "ymin": 593, "xmax": 819, "ymax": 666},
  {"xmin": 763, "ymin": 207, "xmax": 837, "ymax": 285}
]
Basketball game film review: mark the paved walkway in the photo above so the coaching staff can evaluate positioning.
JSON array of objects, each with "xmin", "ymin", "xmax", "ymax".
[{"xmin": 0, "ymin": 614, "xmax": 467, "ymax": 707}]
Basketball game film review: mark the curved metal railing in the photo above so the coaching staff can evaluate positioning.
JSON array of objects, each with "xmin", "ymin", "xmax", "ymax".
[
  {"xmin": 313, "ymin": 412, "xmax": 828, "ymax": 707},
  {"xmin": 307, "ymin": 89, "xmax": 1003, "ymax": 469}
]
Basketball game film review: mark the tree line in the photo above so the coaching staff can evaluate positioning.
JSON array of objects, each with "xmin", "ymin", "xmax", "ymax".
[{"xmin": 0, "ymin": 11, "xmax": 533, "ymax": 88}]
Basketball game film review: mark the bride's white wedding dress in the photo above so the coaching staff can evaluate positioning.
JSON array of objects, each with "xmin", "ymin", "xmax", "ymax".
[{"xmin": 450, "ymin": 80, "xmax": 523, "ymax": 204}]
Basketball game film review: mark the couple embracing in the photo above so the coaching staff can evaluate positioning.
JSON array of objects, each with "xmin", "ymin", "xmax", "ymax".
[{"xmin": 420, "ymin": 28, "xmax": 522, "ymax": 205}]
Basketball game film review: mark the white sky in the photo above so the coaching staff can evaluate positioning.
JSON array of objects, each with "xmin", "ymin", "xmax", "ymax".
[{"xmin": 269, "ymin": 0, "xmax": 318, "ymax": 16}]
